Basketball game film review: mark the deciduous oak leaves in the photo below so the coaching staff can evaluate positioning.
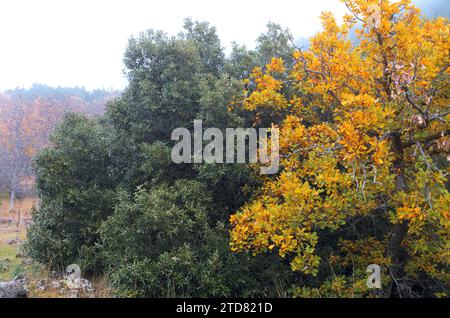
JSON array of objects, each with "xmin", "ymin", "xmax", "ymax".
[{"xmin": 230, "ymin": 0, "xmax": 449, "ymax": 296}]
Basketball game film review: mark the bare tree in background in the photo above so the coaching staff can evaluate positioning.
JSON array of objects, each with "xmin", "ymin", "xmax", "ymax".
[
  {"xmin": 0, "ymin": 94, "xmax": 36, "ymax": 213},
  {"xmin": 0, "ymin": 87, "xmax": 119, "ymax": 213}
]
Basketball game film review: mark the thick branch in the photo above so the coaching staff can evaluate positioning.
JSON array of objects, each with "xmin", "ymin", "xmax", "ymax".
[{"xmin": 403, "ymin": 129, "xmax": 450, "ymax": 148}]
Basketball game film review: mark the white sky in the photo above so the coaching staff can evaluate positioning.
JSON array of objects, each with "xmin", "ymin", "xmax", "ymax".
[{"xmin": 0, "ymin": 0, "xmax": 349, "ymax": 91}]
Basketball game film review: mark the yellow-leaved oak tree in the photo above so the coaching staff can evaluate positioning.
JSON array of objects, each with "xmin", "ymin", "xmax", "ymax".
[{"xmin": 230, "ymin": 0, "xmax": 449, "ymax": 297}]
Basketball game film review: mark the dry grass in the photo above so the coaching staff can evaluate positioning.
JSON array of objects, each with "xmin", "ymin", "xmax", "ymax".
[
  {"xmin": 0, "ymin": 197, "xmax": 35, "ymax": 281},
  {"xmin": 0, "ymin": 196, "xmax": 34, "ymax": 246},
  {"xmin": 0, "ymin": 196, "xmax": 35, "ymax": 218}
]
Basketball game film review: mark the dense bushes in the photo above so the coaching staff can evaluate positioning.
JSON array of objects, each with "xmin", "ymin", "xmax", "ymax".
[
  {"xmin": 26, "ymin": 20, "xmax": 298, "ymax": 296},
  {"xmin": 23, "ymin": 2, "xmax": 450, "ymax": 298},
  {"xmin": 101, "ymin": 181, "xmax": 231, "ymax": 297},
  {"xmin": 25, "ymin": 114, "xmax": 119, "ymax": 274}
]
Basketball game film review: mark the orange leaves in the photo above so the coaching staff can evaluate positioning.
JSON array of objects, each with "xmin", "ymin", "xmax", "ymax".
[
  {"xmin": 257, "ymin": 74, "xmax": 282, "ymax": 91},
  {"xmin": 230, "ymin": 0, "xmax": 450, "ymax": 281},
  {"xmin": 278, "ymin": 115, "xmax": 306, "ymax": 151},
  {"xmin": 229, "ymin": 185, "xmax": 322, "ymax": 275},
  {"xmin": 396, "ymin": 203, "xmax": 424, "ymax": 222},
  {"xmin": 370, "ymin": 138, "xmax": 389, "ymax": 166},
  {"xmin": 266, "ymin": 57, "xmax": 285, "ymax": 73},
  {"xmin": 243, "ymin": 58, "xmax": 288, "ymax": 111},
  {"xmin": 338, "ymin": 120, "xmax": 391, "ymax": 165},
  {"xmin": 336, "ymin": 93, "xmax": 394, "ymax": 165},
  {"xmin": 244, "ymin": 89, "xmax": 288, "ymax": 111},
  {"xmin": 339, "ymin": 93, "xmax": 394, "ymax": 131},
  {"xmin": 292, "ymin": 50, "xmax": 302, "ymax": 61},
  {"xmin": 338, "ymin": 121, "xmax": 369, "ymax": 162}
]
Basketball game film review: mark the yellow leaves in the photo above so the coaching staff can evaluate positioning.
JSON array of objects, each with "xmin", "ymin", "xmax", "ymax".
[
  {"xmin": 250, "ymin": 66, "xmax": 262, "ymax": 79},
  {"xmin": 435, "ymin": 194, "xmax": 450, "ymax": 228},
  {"xmin": 291, "ymin": 252, "xmax": 320, "ymax": 275},
  {"xmin": 289, "ymin": 96, "xmax": 303, "ymax": 111},
  {"xmin": 337, "ymin": 115, "xmax": 392, "ymax": 167},
  {"xmin": 243, "ymin": 59, "xmax": 289, "ymax": 111},
  {"xmin": 244, "ymin": 89, "xmax": 288, "ymax": 111},
  {"xmin": 320, "ymin": 11, "xmax": 338, "ymax": 33},
  {"xmin": 338, "ymin": 121, "xmax": 367, "ymax": 162},
  {"xmin": 369, "ymin": 138, "xmax": 389, "ymax": 166},
  {"xmin": 255, "ymin": 74, "xmax": 283, "ymax": 91},
  {"xmin": 396, "ymin": 203, "xmax": 424, "ymax": 221},
  {"xmin": 266, "ymin": 57, "xmax": 285, "ymax": 73},
  {"xmin": 229, "ymin": 213, "xmax": 238, "ymax": 226},
  {"xmin": 338, "ymin": 93, "xmax": 394, "ymax": 132},
  {"xmin": 278, "ymin": 115, "xmax": 307, "ymax": 152},
  {"xmin": 229, "ymin": 165, "xmax": 322, "ymax": 274},
  {"xmin": 229, "ymin": 0, "xmax": 450, "ymax": 284},
  {"xmin": 341, "ymin": 93, "xmax": 376, "ymax": 109}
]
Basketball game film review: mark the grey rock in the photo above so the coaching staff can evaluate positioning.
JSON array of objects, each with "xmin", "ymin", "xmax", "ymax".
[
  {"xmin": 50, "ymin": 280, "xmax": 63, "ymax": 289},
  {"xmin": 36, "ymin": 279, "xmax": 47, "ymax": 292},
  {"xmin": 68, "ymin": 289, "xmax": 79, "ymax": 298},
  {"xmin": 0, "ymin": 275, "xmax": 28, "ymax": 298},
  {"xmin": 7, "ymin": 239, "xmax": 17, "ymax": 245}
]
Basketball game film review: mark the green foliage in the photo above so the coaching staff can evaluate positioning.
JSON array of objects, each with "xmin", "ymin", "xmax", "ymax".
[
  {"xmin": 182, "ymin": 18, "xmax": 225, "ymax": 76},
  {"xmin": 11, "ymin": 265, "xmax": 25, "ymax": 278},
  {"xmin": 101, "ymin": 181, "xmax": 294, "ymax": 297},
  {"xmin": 25, "ymin": 114, "xmax": 119, "ymax": 274},
  {"xmin": 100, "ymin": 180, "xmax": 221, "ymax": 296},
  {"xmin": 26, "ymin": 19, "xmax": 299, "ymax": 297},
  {"xmin": 224, "ymin": 43, "xmax": 258, "ymax": 81},
  {"xmin": 256, "ymin": 22, "xmax": 295, "ymax": 68}
]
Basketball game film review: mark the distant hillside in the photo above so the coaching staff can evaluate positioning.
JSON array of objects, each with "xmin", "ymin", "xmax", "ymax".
[
  {"xmin": 0, "ymin": 85, "xmax": 121, "ymax": 195},
  {"xmin": 3, "ymin": 84, "xmax": 121, "ymax": 116}
]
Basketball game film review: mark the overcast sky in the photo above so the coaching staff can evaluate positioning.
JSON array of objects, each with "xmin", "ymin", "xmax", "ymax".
[{"xmin": 0, "ymin": 0, "xmax": 446, "ymax": 91}]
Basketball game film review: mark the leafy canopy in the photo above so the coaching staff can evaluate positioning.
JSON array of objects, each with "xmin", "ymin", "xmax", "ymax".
[{"xmin": 230, "ymin": 0, "xmax": 449, "ymax": 297}]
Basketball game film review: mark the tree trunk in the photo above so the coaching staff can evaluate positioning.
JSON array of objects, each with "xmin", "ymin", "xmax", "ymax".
[
  {"xmin": 0, "ymin": 275, "xmax": 28, "ymax": 298},
  {"xmin": 9, "ymin": 186, "xmax": 16, "ymax": 213},
  {"xmin": 386, "ymin": 221, "xmax": 409, "ymax": 292},
  {"xmin": 16, "ymin": 205, "xmax": 21, "ymax": 242},
  {"xmin": 385, "ymin": 132, "xmax": 409, "ymax": 297}
]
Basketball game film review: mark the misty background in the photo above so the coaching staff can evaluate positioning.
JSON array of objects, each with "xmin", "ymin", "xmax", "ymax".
[{"xmin": 0, "ymin": 0, "xmax": 448, "ymax": 92}]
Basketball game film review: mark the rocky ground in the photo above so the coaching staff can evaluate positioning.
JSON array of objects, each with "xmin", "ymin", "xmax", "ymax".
[{"xmin": 0, "ymin": 197, "xmax": 112, "ymax": 298}]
